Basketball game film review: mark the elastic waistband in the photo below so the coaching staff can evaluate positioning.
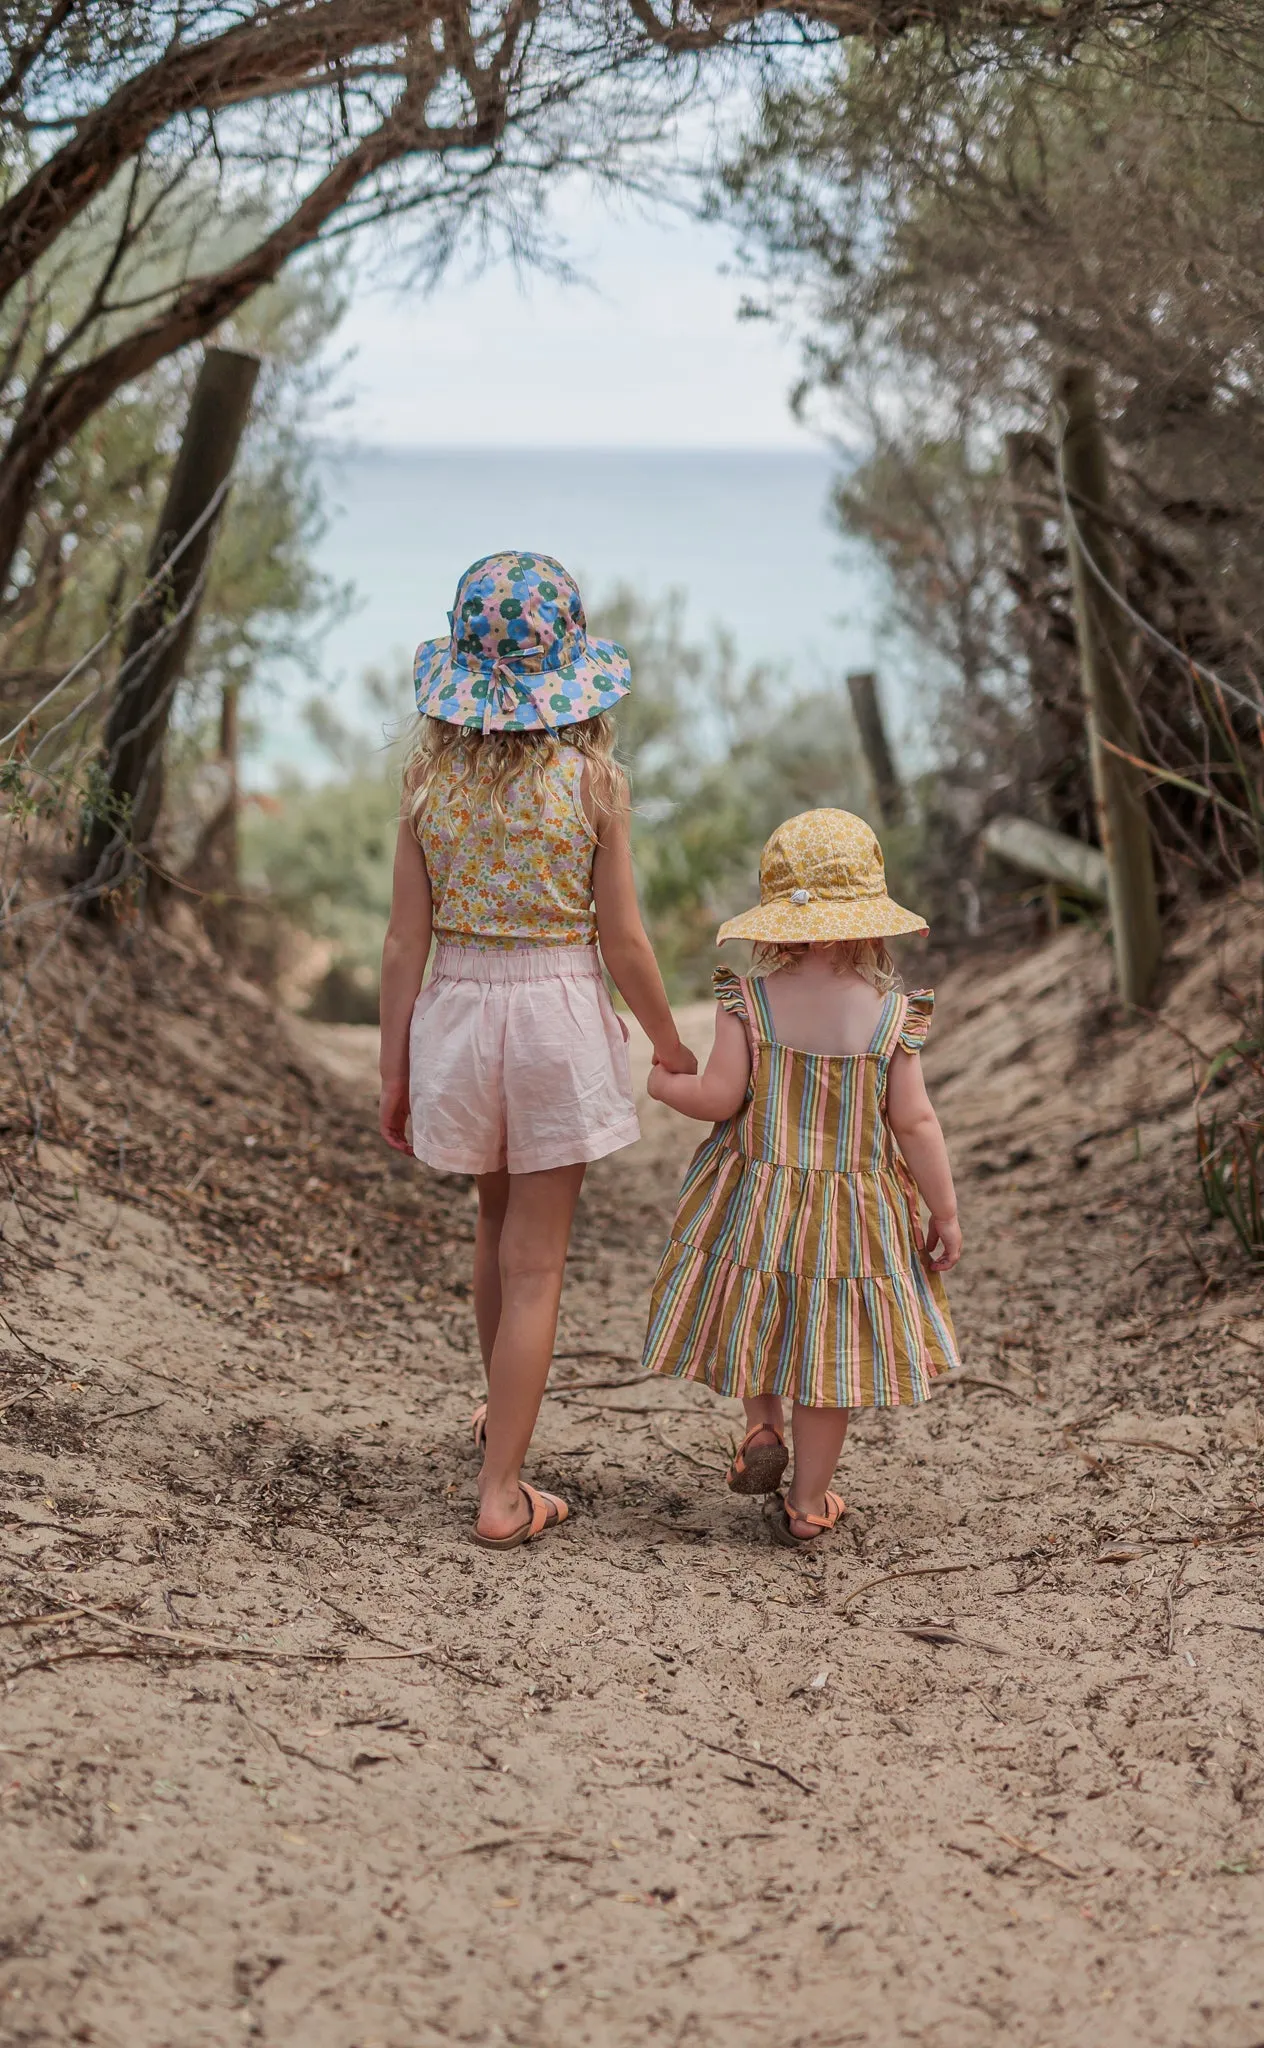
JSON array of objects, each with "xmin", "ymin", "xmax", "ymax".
[{"xmin": 431, "ymin": 942, "xmax": 602, "ymax": 985}]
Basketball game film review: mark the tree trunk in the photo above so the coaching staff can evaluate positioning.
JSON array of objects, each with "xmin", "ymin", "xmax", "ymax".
[
  {"xmin": 1057, "ymin": 363, "xmax": 1162, "ymax": 1006},
  {"xmin": 76, "ymin": 348, "xmax": 260, "ymax": 909}
]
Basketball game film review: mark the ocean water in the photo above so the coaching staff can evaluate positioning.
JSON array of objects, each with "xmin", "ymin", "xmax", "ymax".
[{"xmin": 248, "ymin": 444, "xmax": 893, "ymax": 782}]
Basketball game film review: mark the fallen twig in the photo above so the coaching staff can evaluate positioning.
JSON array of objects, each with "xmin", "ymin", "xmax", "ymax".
[
  {"xmin": 1094, "ymin": 1436, "xmax": 1205, "ymax": 1462},
  {"xmin": 654, "ymin": 1422, "xmax": 727, "ymax": 1474},
  {"xmin": 900, "ymin": 1625, "xmax": 1010, "ymax": 1656},
  {"xmin": 0, "ymin": 1607, "xmax": 88, "ymax": 1631},
  {"xmin": 228, "ymin": 1688, "xmax": 358, "ymax": 1782},
  {"xmin": 1164, "ymin": 1553, "xmax": 1190, "ymax": 1658},
  {"xmin": 934, "ymin": 1374, "xmax": 1040, "ymax": 1405},
  {"xmin": 85, "ymin": 1400, "xmax": 165, "ymax": 1428},
  {"xmin": 696, "ymin": 1738, "xmax": 815, "ymax": 1795},
  {"xmin": 313, "ymin": 1592, "xmax": 498, "ymax": 1683},
  {"xmin": 435, "ymin": 1826, "xmax": 572, "ymax": 1861},
  {"xmin": 965, "ymin": 1818, "xmax": 1088, "ymax": 1881},
  {"xmin": 3, "ymin": 1516, "xmax": 92, "ymax": 1540},
  {"xmin": 0, "ymin": 1309, "xmax": 54, "ymax": 1360},
  {"xmin": 838, "ymin": 1561, "xmax": 974, "ymax": 1615},
  {"xmin": 0, "ymin": 1380, "xmax": 52, "ymax": 1416},
  {"xmin": 1, "ymin": 1595, "xmax": 503, "ymax": 1684},
  {"xmin": 1096, "ymin": 1516, "xmax": 1264, "ymax": 1563}
]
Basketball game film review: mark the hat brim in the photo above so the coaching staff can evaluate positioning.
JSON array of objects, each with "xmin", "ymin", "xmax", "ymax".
[
  {"xmin": 414, "ymin": 635, "xmax": 631, "ymax": 732},
  {"xmin": 717, "ymin": 896, "xmax": 929, "ymax": 945}
]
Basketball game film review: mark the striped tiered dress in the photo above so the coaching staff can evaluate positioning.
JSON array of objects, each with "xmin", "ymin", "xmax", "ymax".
[{"xmin": 641, "ymin": 971, "xmax": 960, "ymax": 1407}]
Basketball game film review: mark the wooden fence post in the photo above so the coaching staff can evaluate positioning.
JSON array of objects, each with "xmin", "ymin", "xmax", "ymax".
[
  {"xmin": 846, "ymin": 670, "xmax": 905, "ymax": 825},
  {"xmin": 1056, "ymin": 364, "xmax": 1162, "ymax": 1005},
  {"xmin": 77, "ymin": 346, "xmax": 260, "ymax": 904}
]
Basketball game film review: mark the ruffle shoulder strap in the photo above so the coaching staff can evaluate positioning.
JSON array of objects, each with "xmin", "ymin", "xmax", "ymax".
[
  {"xmin": 712, "ymin": 967, "xmax": 749, "ymax": 1019},
  {"xmin": 897, "ymin": 989, "xmax": 935, "ymax": 1055}
]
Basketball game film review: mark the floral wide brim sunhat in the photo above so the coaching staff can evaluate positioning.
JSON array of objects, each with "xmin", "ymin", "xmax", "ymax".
[
  {"xmin": 717, "ymin": 808, "xmax": 929, "ymax": 946},
  {"xmin": 414, "ymin": 550, "xmax": 631, "ymax": 733}
]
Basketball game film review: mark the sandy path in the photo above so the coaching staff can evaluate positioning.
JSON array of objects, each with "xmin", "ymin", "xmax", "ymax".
[{"xmin": 3, "ymin": 923, "xmax": 1264, "ymax": 2047}]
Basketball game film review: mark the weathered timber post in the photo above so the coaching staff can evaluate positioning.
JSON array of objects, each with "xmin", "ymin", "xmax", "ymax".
[
  {"xmin": 77, "ymin": 347, "xmax": 260, "ymax": 905},
  {"xmin": 1056, "ymin": 364, "xmax": 1161, "ymax": 1005},
  {"xmin": 846, "ymin": 670, "xmax": 905, "ymax": 825}
]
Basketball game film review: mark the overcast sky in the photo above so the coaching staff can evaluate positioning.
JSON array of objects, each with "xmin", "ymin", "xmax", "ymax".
[{"xmin": 328, "ymin": 192, "xmax": 816, "ymax": 451}]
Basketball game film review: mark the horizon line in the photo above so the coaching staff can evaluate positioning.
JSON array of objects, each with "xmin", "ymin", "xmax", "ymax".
[{"xmin": 314, "ymin": 437, "xmax": 849, "ymax": 461}]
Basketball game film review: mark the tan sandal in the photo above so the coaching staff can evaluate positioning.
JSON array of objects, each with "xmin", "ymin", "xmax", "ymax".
[
  {"xmin": 772, "ymin": 1490, "xmax": 846, "ymax": 1548},
  {"xmin": 727, "ymin": 1424, "xmax": 789, "ymax": 1496},
  {"xmin": 470, "ymin": 1401, "xmax": 488, "ymax": 1451},
  {"xmin": 473, "ymin": 1482, "xmax": 570, "ymax": 1551}
]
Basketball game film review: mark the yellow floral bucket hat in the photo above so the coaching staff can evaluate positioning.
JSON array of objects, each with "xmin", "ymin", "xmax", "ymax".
[{"xmin": 717, "ymin": 809, "xmax": 928, "ymax": 946}]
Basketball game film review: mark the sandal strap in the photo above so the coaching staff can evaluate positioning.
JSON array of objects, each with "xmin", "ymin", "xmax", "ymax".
[
  {"xmin": 732, "ymin": 1424, "xmax": 786, "ymax": 1472},
  {"xmin": 519, "ymin": 1482, "xmax": 568, "ymax": 1536},
  {"xmin": 785, "ymin": 1490, "xmax": 845, "ymax": 1531}
]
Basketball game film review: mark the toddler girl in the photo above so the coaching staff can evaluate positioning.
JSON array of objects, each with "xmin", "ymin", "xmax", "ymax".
[
  {"xmin": 379, "ymin": 551, "xmax": 694, "ymax": 1549},
  {"xmin": 642, "ymin": 808, "xmax": 961, "ymax": 1546}
]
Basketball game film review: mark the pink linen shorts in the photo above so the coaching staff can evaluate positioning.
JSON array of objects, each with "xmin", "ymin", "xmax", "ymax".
[{"xmin": 409, "ymin": 943, "xmax": 641, "ymax": 1176}]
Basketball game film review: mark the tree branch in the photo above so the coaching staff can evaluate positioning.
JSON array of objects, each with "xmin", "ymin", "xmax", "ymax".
[
  {"xmin": 0, "ymin": 0, "xmax": 426, "ymax": 310},
  {"xmin": 0, "ymin": 64, "xmax": 477, "ymax": 595}
]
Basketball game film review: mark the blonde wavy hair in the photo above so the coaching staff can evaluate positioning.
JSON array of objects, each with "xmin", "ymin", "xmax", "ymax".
[
  {"xmin": 751, "ymin": 938, "xmax": 901, "ymax": 994},
  {"xmin": 402, "ymin": 713, "xmax": 624, "ymax": 841}
]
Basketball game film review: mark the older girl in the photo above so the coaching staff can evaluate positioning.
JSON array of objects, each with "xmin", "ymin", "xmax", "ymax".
[{"xmin": 380, "ymin": 551, "xmax": 694, "ymax": 1549}]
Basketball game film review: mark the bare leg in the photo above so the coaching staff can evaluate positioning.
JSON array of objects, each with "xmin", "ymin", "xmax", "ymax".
[
  {"xmin": 786, "ymin": 1405, "xmax": 850, "ymax": 1537},
  {"xmin": 477, "ymin": 1161, "xmax": 586, "ymax": 1541},
  {"xmin": 473, "ymin": 1168, "xmax": 511, "ymax": 1376},
  {"xmin": 740, "ymin": 1392, "xmax": 786, "ymax": 1450}
]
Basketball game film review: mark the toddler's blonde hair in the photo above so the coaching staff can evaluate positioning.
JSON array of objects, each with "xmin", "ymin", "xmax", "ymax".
[
  {"xmin": 403, "ymin": 712, "xmax": 624, "ymax": 842},
  {"xmin": 752, "ymin": 938, "xmax": 901, "ymax": 994}
]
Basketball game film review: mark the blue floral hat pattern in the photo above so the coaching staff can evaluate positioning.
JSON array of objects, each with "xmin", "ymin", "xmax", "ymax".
[{"xmin": 414, "ymin": 551, "xmax": 631, "ymax": 733}]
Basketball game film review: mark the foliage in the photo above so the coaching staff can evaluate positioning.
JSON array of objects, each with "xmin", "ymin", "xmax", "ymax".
[
  {"xmin": 723, "ymin": 10, "xmax": 1264, "ymax": 929},
  {"xmin": 1, "ymin": 245, "xmax": 349, "ymax": 737},
  {"xmin": 0, "ymin": 2, "xmax": 1191, "ymax": 596},
  {"xmin": 240, "ymin": 672, "xmax": 406, "ymax": 1015}
]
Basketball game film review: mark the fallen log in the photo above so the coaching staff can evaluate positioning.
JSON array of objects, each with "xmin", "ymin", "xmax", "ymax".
[{"xmin": 982, "ymin": 814, "xmax": 1108, "ymax": 901}]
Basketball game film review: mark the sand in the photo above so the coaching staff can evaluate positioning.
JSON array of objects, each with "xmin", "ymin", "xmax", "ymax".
[{"xmin": 2, "ymin": 900, "xmax": 1263, "ymax": 2047}]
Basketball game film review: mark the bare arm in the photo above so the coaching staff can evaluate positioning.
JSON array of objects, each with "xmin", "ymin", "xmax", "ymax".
[
  {"xmin": 885, "ymin": 1049, "xmax": 963, "ymax": 1271},
  {"xmin": 378, "ymin": 814, "xmax": 432, "ymax": 1153},
  {"xmin": 648, "ymin": 1004, "xmax": 751, "ymax": 1122},
  {"xmin": 590, "ymin": 773, "xmax": 695, "ymax": 1074}
]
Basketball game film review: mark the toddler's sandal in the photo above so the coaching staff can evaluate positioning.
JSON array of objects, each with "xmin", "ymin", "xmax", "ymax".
[
  {"xmin": 771, "ymin": 1490, "xmax": 846, "ymax": 1549},
  {"xmin": 727, "ymin": 1425, "xmax": 790, "ymax": 1496},
  {"xmin": 470, "ymin": 1401, "xmax": 488, "ymax": 1452},
  {"xmin": 473, "ymin": 1482, "xmax": 569, "ymax": 1551}
]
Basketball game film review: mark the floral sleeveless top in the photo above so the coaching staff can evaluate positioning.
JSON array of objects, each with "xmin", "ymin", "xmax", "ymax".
[{"xmin": 418, "ymin": 747, "xmax": 597, "ymax": 948}]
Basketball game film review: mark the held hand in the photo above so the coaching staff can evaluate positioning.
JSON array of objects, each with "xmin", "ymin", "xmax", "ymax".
[
  {"xmin": 926, "ymin": 1212, "xmax": 963, "ymax": 1272},
  {"xmin": 379, "ymin": 1077, "xmax": 412, "ymax": 1155},
  {"xmin": 654, "ymin": 1040, "xmax": 698, "ymax": 1076},
  {"xmin": 646, "ymin": 1063, "xmax": 669, "ymax": 1103}
]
